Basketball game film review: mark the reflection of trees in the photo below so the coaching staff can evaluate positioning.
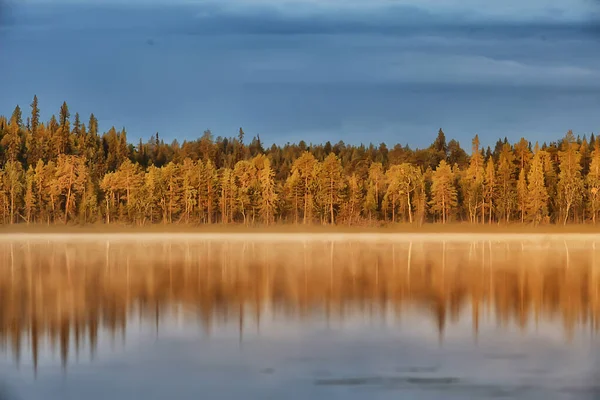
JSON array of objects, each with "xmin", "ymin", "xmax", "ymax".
[{"xmin": 0, "ymin": 239, "xmax": 599, "ymax": 372}]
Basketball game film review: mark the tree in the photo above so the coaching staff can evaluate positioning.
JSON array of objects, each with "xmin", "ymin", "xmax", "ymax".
[
  {"xmin": 284, "ymin": 170, "xmax": 303, "ymax": 224},
  {"xmin": 483, "ymin": 156, "xmax": 495, "ymax": 224},
  {"xmin": 291, "ymin": 152, "xmax": 317, "ymax": 224},
  {"xmin": 430, "ymin": 160, "xmax": 457, "ymax": 224},
  {"xmin": 113, "ymin": 159, "xmax": 144, "ymax": 223},
  {"xmin": 162, "ymin": 162, "xmax": 181, "ymax": 224},
  {"xmin": 587, "ymin": 141, "xmax": 600, "ymax": 224},
  {"xmin": 384, "ymin": 163, "xmax": 421, "ymax": 223},
  {"xmin": 316, "ymin": 153, "xmax": 344, "ymax": 224},
  {"xmin": 1, "ymin": 161, "xmax": 24, "ymax": 224},
  {"xmin": 180, "ymin": 158, "xmax": 198, "ymax": 224},
  {"xmin": 56, "ymin": 155, "xmax": 88, "ymax": 223},
  {"xmin": 198, "ymin": 160, "xmax": 218, "ymax": 224},
  {"xmin": 557, "ymin": 131, "xmax": 583, "ymax": 225},
  {"xmin": 495, "ymin": 143, "xmax": 515, "ymax": 223},
  {"xmin": 257, "ymin": 157, "xmax": 277, "ymax": 225},
  {"xmin": 514, "ymin": 137, "xmax": 532, "ymax": 172},
  {"xmin": 344, "ymin": 173, "xmax": 363, "ymax": 225},
  {"xmin": 220, "ymin": 168, "xmax": 235, "ymax": 224},
  {"xmin": 463, "ymin": 135, "xmax": 484, "ymax": 223},
  {"xmin": 1, "ymin": 114, "xmax": 22, "ymax": 163},
  {"xmin": 365, "ymin": 162, "xmax": 384, "ymax": 221},
  {"xmin": 525, "ymin": 144, "xmax": 549, "ymax": 225},
  {"xmin": 516, "ymin": 169, "xmax": 527, "ymax": 223},
  {"xmin": 24, "ymin": 166, "xmax": 36, "ymax": 224},
  {"xmin": 54, "ymin": 101, "xmax": 71, "ymax": 156},
  {"xmin": 233, "ymin": 160, "xmax": 256, "ymax": 225},
  {"xmin": 26, "ymin": 95, "xmax": 42, "ymax": 166}
]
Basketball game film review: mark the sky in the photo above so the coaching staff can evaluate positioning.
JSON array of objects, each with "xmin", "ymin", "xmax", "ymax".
[{"xmin": 1, "ymin": 0, "xmax": 600, "ymax": 148}]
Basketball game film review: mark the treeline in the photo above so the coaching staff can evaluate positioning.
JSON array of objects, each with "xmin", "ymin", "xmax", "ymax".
[{"xmin": 0, "ymin": 96, "xmax": 598, "ymax": 226}]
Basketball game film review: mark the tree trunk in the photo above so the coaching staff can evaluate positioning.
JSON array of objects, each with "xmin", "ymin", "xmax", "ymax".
[
  {"xmin": 563, "ymin": 202, "xmax": 571, "ymax": 226},
  {"xmin": 442, "ymin": 194, "xmax": 446, "ymax": 224},
  {"xmin": 330, "ymin": 178, "xmax": 334, "ymax": 225},
  {"xmin": 64, "ymin": 165, "xmax": 74, "ymax": 224},
  {"xmin": 9, "ymin": 190, "xmax": 14, "ymax": 225},
  {"xmin": 480, "ymin": 200, "xmax": 484, "ymax": 224},
  {"xmin": 407, "ymin": 192, "xmax": 413, "ymax": 224},
  {"xmin": 105, "ymin": 197, "xmax": 110, "ymax": 224},
  {"xmin": 303, "ymin": 177, "xmax": 309, "ymax": 224}
]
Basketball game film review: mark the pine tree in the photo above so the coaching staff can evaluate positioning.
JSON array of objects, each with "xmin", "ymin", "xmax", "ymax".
[
  {"xmin": 430, "ymin": 160, "xmax": 457, "ymax": 224},
  {"xmin": 516, "ymin": 168, "xmax": 527, "ymax": 223},
  {"xmin": 557, "ymin": 131, "xmax": 583, "ymax": 224},
  {"xmin": 514, "ymin": 137, "xmax": 532, "ymax": 172},
  {"xmin": 1, "ymin": 114, "xmax": 22, "ymax": 163},
  {"xmin": 233, "ymin": 160, "xmax": 256, "ymax": 225},
  {"xmin": 587, "ymin": 140, "xmax": 600, "ymax": 224},
  {"xmin": 364, "ymin": 162, "xmax": 384, "ymax": 221},
  {"xmin": 496, "ymin": 143, "xmax": 515, "ymax": 223},
  {"xmin": 525, "ymin": 144, "xmax": 549, "ymax": 225},
  {"xmin": 24, "ymin": 166, "xmax": 36, "ymax": 224},
  {"xmin": 220, "ymin": 168, "xmax": 235, "ymax": 224},
  {"xmin": 317, "ymin": 153, "xmax": 344, "ymax": 224},
  {"xmin": 291, "ymin": 152, "xmax": 317, "ymax": 224},
  {"xmin": 344, "ymin": 173, "xmax": 363, "ymax": 225},
  {"xmin": 258, "ymin": 158, "xmax": 277, "ymax": 225},
  {"xmin": 1, "ymin": 161, "xmax": 24, "ymax": 224},
  {"xmin": 180, "ymin": 158, "xmax": 198, "ymax": 224},
  {"xmin": 483, "ymin": 156, "xmax": 495, "ymax": 224},
  {"xmin": 464, "ymin": 135, "xmax": 484, "ymax": 223}
]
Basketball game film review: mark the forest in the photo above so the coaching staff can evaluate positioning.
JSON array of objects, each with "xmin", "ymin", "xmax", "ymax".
[{"xmin": 0, "ymin": 95, "xmax": 598, "ymax": 226}]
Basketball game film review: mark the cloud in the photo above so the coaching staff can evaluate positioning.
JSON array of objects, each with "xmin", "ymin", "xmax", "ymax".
[
  {"xmin": 3, "ymin": 1, "xmax": 600, "ymax": 147},
  {"xmin": 186, "ymin": 0, "xmax": 595, "ymax": 23},
  {"xmin": 7, "ymin": 0, "xmax": 600, "ymax": 38},
  {"xmin": 0, "ymin": 0, "xmax": 14, "ymax": 28}
]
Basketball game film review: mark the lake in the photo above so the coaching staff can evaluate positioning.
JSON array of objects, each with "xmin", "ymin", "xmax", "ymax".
[{"xmin": 0, "ymin": 234, "xmax": 599, "ymax": 399}]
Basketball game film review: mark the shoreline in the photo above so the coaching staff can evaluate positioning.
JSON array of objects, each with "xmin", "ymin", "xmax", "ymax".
[
  {"xmin": 2, "ymin": 232, "xmax": 600, "ymax": 242},
  {"xmin": 3, "ymin": 223, "xmax": 600, "ymax": 234},
  {"xmin": 2, "ymin": 223, "xmax": 600, "ymax": 243}
]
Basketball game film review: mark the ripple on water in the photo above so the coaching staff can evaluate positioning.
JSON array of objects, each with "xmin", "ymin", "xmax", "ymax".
[{"xmin": 314, "ymin": 376, "xmax": 460, "ymax": 386}]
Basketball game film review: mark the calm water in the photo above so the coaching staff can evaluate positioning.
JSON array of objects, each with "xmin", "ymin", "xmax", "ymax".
[{"xmin": 0, "ymin": 235, "xmax": 600, "ymax": 399}]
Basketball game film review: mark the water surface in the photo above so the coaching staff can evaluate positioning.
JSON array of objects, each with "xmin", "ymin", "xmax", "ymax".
[{"xmin": 0, "ymin": 236, "xmax": 599, "ymax": 399}]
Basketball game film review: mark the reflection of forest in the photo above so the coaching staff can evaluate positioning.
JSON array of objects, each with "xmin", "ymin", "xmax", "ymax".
[{"xmin": 0, "ymin": 239, "xmax": 599, "ymax": 371}]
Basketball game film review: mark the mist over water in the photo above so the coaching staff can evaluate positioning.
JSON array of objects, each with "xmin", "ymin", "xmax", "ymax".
[{"xmin": 0, "ymin": 236, "xmax": 599, "ymax": 399}]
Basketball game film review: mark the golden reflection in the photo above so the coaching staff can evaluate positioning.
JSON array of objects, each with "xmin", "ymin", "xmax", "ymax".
[{"xmin": 0, "ymin": 239, "xmax": 599, "ymax": 372}]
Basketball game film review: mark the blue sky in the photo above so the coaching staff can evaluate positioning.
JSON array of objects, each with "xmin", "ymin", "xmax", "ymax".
[{"xmin": 1, "ymin": 0, "xmax": 600, "ymax": 148}]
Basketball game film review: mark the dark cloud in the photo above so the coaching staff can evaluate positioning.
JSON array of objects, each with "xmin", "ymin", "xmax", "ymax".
[
  {"xmin": 2, "ymin": 2, "xmax": 600, "ymax": 147},
  {"xmin": 7, "ymin": 2, "xmax": 600, "ymax": 40},
  {"xmin": 0, "ymin": 0, "xmax": 14, "ymax": 28}
]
